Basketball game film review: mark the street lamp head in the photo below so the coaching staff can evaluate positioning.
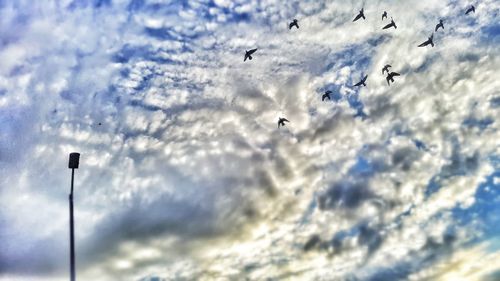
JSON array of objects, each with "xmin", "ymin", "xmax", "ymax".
[{"xmin": 68, "ymin": 153, "xmax": 80, "ymax": 169}]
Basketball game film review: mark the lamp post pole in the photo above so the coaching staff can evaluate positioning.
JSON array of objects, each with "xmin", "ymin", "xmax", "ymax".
[{"xmin": 68, "ymin": 153, "xmax": 80, "ymax": 281}]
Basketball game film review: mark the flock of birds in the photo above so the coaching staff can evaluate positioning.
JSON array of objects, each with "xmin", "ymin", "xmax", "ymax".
[{"xmin": 242, "ymin": 5, "xmax": 477, "ymax": 128}]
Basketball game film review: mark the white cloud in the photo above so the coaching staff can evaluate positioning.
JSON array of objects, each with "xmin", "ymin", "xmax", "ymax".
[{"xmin": 0, "ymin": 0, "xmax": 499, "ymax": 280}]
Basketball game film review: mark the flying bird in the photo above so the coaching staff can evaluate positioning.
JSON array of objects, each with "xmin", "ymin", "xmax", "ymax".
[
  {"xmin": 353, "ymin": 75, "xmax": 368, "ymax": 87},
  {"xmin": 435, "ymin": 19, "xmax": 444, "ymax": 31},
  {"xmin": 465, "ymin": 5, "xmax": 475, "ymax": 15},
  {"xmin": 386, "ymin": 72, "xmax": 401, "ymax": 85},
  {"xmin": 418, "ymin": 34, "xmax": 434, "ymax": 47},
  {"xmin": 244, "ymin": 48, "xmax": 258, "ymax": 62},
  {"xmin": 322, "ymin": 91, "xmax": 332, "ymax": 101},
  {"xmin": 289, "ymin": 19, "xmax": 299, "ymax": 29},
  {"xmin": 382, "ymin": 64, "xmax": 392, "ymax": 74},
  {"xmin": 382, "ymin": 17, "xmax": 397, "ymax": 29},
  {"xmin": 278, "ymin": 117, "xmax": 290, "ymax": 128},
  {"xmin": 382, "ymin": 11, "xmax": 388, "ymax": 20},
  {"xmin": 353, "ymin": 8, "xmax": 366, "ymax": 22}
]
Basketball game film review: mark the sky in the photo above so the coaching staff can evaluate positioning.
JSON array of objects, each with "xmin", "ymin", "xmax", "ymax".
[{"xmin": 0, "ymin": 0, "xmax": 499, "ymax": 280}]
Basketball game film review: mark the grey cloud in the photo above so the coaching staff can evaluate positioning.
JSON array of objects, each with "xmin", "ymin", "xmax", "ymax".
[
  {"xmin": 318, "ymin": 180, "xmax": 375, "ymax": 210},
  {"xmin": 302, "ymin": 234, "xmax": 321, "ymax": 252},
  {"xmin": 483, "ymin": 270, "xmax": 500, "ymax": 281},
  {"xmin": 356, "ymin": 230, "xmax": 457, "ymax": 281},
  {"xmin": 80, "ymin": 193, "xmax": 218, "ymax": 265},
  {"xmin": 391, "ymin": 147, "xmax": 421, "ymax": 171}
]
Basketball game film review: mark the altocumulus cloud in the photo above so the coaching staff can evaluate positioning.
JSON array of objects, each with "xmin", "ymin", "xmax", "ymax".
[{"xmin": 0, "ymin": 0, "xmax": 499, "ymax": 280}]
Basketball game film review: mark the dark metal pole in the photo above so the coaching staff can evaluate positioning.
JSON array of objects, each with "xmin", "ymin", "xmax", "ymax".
[
  {"xmin": 69, "ymin": 168, "xmax": 75, "ymax": 281},
  {"xmin": 68, "ymin": 152, "xmax": 79, "ymax": 281}
]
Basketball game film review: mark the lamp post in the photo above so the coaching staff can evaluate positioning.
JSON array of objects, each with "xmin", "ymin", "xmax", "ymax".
[{"xmin": 68, "ymin": 152, "xmax": 80, "ymax": 281}]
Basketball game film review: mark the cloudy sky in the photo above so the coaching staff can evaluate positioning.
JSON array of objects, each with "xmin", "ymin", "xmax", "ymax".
[{"xmin": 0, "ymin": 0, "xmax": 499, "ymax": 280}]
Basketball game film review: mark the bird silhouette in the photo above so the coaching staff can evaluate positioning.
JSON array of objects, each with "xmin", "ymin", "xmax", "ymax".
[
  {"xmin": 435, "ymin": 19, "xmax": 444, "ymax": 31},
  {"xmin": 382, "ymin": 11, "xmax": 388, "ymax": 20},
  {"xmin": 278, "ymin": 117, "xmax": 290, "ymax": 128},
  {"xmin": 465, "ymin": 5, "xmax": 475, "ymax": 15},
  {"xmin": 386, "ymin": 72, "xmax": 401, "ymax": 85},
  {"xmin": 418, "ymin": 34, "xmax": 434, "ymax": 47},
  {"xmin": 322, "ymin": 91, "xmax": 332, "ymax": 101},
  {"xmin": 244, "ymin": 48, "xmax": 258, "ymax": 62},
  {"xmin": 382, "ymin": 64, "xmax": 392, "ymax": 74},
  {"xmin": 353, "ymin": 75, "xmax": 368, "ymax": 87},
  {"xmin": 289, "ymin": 19, "xmax": 299, "ymax": 29},
  {"xmin": 382, "ymin": 17, "xmax": 397, "ymax": 29},
  {"xmin": 353, "ymin": 8, "xmax": 365, "ymax": 22}
]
